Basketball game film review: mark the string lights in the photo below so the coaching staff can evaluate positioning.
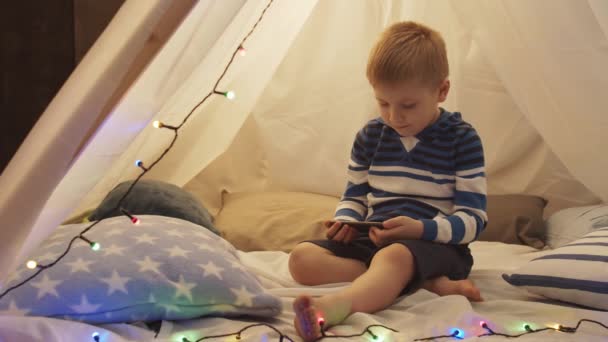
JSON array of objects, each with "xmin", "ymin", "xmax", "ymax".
[
  {"xmin": 162, "ymin": 319, "xmax": 608, "ymax": 342},
  {"xmin": 0, "ymin": 0, "xmax": 273, "ymax": 301}
]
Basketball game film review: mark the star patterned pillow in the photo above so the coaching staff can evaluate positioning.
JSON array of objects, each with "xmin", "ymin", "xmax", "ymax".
[{"xmin": 0, "ymin": 215, "xmax": 281, "ymax": 323}]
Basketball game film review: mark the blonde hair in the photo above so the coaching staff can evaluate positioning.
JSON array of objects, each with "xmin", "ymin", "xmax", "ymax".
[{"xmin": 366, "ymin": 21, "xmax": 448, "ymax": 88}]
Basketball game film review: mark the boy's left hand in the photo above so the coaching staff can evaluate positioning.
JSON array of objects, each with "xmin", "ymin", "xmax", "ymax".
[{"xmin": 369, "ymin": 216, "xmax": 424, "ymax": 247}]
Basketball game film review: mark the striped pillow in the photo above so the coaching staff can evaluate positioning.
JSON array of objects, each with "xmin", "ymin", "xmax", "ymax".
[{"xmin": 502, "ymin": 228, "xmax": 608, "ymax": 310}]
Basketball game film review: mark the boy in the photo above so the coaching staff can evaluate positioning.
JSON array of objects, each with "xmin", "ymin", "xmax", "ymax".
[{"xmin": 288, "ymin": 21, "xmax": 487, "ymax": 341}]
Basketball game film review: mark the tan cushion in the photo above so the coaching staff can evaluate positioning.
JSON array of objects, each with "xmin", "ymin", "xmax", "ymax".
[
  {"xmin": 480, "ymin": 194, "xmax": 547, "ymax": 248},
  {"xmin": 214, "ymin": 192, "xmax": 339, "ymax": 252},
  {"xmin": 215, "ymin": 192, "xmax": 547, "ymax": 251}
]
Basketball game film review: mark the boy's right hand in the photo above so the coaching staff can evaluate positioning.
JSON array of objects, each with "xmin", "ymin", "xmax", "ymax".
[{"xmin": 324, "ymin": 221, "xmax": 359, "ymax": 244}]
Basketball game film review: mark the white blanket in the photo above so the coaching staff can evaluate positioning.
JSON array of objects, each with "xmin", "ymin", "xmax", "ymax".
[{"xmin": 1, "ymin": 242, "xmax": 607, "ymax": 341}]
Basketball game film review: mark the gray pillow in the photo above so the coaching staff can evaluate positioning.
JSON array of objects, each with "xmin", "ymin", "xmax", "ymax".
[{"xmin": 89, "ymin": 180, "xmax": 219, "ymax": 235}]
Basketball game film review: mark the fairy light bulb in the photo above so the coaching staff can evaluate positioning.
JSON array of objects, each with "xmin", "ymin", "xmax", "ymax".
[
  {"xmin": 214, "ymin": 90, "xmax": 236, "ymax": 100},
  {"xmin": 153, "ymin": 120, "xmax": 162, "ymax": 128},
  {"xmin": 238, "ymin": 45, "xmax": 247, "ymax": 56},
  {"xmin": 79, "ymin": 236, "xmax": 100, "ymax": 251},
  {"xmin": 120, "ymin": 208, "xmax": 141, "ymax": 225},
  {"xmin": 524, "ymin": 324, "xmax": 533, "ymax": 332},
  {"xmin": 450, "ymin": 328, "xmax": 464, "ymax": 339},
  {"xmin": 92, "ymin": 332, "xmax": 100, "ymax": 342},
  {"xmin": 135, "ymin": 159, "xmax": 148, "ymax": 171},
  {"xmin": 365, "ymin": 328, "xmax": 378, "ymax": 340},
  {"xmin": 26, "ymin": 260, "xmax": 37, "ymax": 269}
]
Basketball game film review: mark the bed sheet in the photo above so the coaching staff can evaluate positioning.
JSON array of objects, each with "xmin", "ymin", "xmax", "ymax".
[{"xmin": 1, "ymin": 242, "xmax": 607, "ymax": 341}]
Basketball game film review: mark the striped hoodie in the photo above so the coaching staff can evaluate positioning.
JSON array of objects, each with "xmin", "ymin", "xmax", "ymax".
[{"xmin": 334, "ymin": 109, "xmax": 487, "ymax": 244}]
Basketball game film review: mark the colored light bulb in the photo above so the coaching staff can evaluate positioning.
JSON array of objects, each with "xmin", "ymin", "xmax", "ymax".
[
  {"xmin": 26, "ymin": 260, "xmax": 37, "ymax": 269},
  {"xmin": 451, "ymin": 328, "xmax": 464, "ymax": 339},
  {"xmin": 153, "ymin": 120, "xmax": 162, "ymax": 128},
  {"xmin": 226, "ymin": 90, "xmax": 236, "ymax": 100},
  {"xmin": 91, "ymin": 242, "xmax": 101, "ymax": 251}
]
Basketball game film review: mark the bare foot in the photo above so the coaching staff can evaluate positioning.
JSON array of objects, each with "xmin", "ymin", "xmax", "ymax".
[
  {"xmin": 293, "ymin": 294, "xmax": 353, "ymax": 341},
  {"xmin": 423, "ymin": 276, "xmax": 483, "ymax": 302},
  {"xmin": 293, "ymin": 296, "xmax": 323, "ymax": 342}
]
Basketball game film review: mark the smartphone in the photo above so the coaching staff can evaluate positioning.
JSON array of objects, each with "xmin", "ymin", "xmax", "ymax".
[{"xmin": 328, "ymin": 220, "xmax": 383, "ymax": 234}]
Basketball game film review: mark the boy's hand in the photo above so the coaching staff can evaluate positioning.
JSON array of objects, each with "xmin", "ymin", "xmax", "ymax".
[
  {"xmin": 324, "ymin": 221, "xmax": 359, "ymax": 244},
  {"xmin": 369, "ymin": 216, "xmax": 423, "ymax": 247}
]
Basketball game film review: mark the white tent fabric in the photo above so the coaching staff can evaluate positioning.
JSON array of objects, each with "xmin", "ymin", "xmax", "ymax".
[
  {"xmin": 185, "ymin": 0, "xmax": 603, "ymax": 216},
  {"xmin": 0, "ymin": 0, "xmax": 606, "ymax": 306}
]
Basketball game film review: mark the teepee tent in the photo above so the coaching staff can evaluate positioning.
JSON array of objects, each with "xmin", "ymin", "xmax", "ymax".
[{"xmin": 1, "ymin": 0, "xmax": 607, "ymax": 340}]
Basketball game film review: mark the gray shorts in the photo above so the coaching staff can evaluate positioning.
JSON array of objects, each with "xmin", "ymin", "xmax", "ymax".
[{"xmin": 304, "ymin": 238, "xmax": 474, "ymax": 294}]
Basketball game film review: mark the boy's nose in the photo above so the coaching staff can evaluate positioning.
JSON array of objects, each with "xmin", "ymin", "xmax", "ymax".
[{"xmin": 389, "ymin": 110, "xmax": 406, "ymax": 125}]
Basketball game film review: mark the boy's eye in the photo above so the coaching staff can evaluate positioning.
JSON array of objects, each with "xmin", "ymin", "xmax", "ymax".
[
  {"xmin": 401, "ymin": 103, "xmax": 416, "ymax": 109},
  {"xmin": 378, "ymin": 102, "xmax": 389, "ymax": 107}
]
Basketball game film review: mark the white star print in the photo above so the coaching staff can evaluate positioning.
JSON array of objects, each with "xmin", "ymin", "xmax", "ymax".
[
  {"xmin": 135, "ymin": 256, "xmax": 162, "ymax": 274},
  {"xmin": 31, "ymin": 274, "xmax": 62, "ymax": 299},
  {"xmin": 106, "ymin": 229, "xmax": 123, "ymax": 237},
  {"xmin": 0, "ymin": 300, "xmax": 30, "ymax": 316},
  {"xmin": 199, "ymin": 261, "xmax": 224, "ymax": 280},
  {"xmin": 230, "ymin": 286, "xmax": 254, "ymax": 307},
  {"xmin": 166, "ymin": 245, "xmax": 191, "ymax": 258},
  {"xmin": 166, "ymin": 229, "xmax": 185, "ymax": 238},
  {"xmin": 193, "ymin": 231, "xmax": 211, "ymax": 240},
  {"xmin": 37, "ymin": 251, "xmax": 59, "ymax": 262},
  {"xmin": 171, "ymin": 275, "xmax": 196, "ymax": 302},
  {"xmin": 134, "ymin": 233, "xmax": 158, "ymax": 245},
  {"xmin": 43, "ymin": 240, "xmax": 65, "ymax": 249},
  {"xmin": 197, "ymin": 243, "xmax": 215, "ymax": 253},
  {"xmin": 65, "ymin": 258, "xmax": 94, "ymax": 273},
  {"xmin": 228, "ymin": 258, "xmax": 246, "ymax": 271},
  {"xmin": 158, "ymin": 303, "xmax": 180, "ymax": 315},
  {"xmin": 5, "ymin": 268, "xmax": 24, "ymax": 284},
  {"xmin": 100, "ymin": 270, "xmax": 131, "ymax": 295},
  {"xmin": 70, "ymin": 295, "xmax": 102, "ymax": 314},
  {"xmin": 102, "ymin": 244, "xmax": 127, "ymax": 256},
  {"xmin": 49, "ymin": 229, "xmax": 73, "ymax": 239},
  {"xmin": 148, "ymin": 293, "xmax": 157, "ymax": 303}
]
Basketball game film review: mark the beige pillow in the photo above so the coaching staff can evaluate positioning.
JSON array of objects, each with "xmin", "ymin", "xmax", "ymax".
[
  {"xmin": 215, "ymin": 192, "xmax": 547, "ymax": 251},
  {"xmin": 480, "ymin": 194, "xmax": 547, "ymax": 249},
  {"xmin": 215, "ymin": 192, "xmax": 339, "ymax": 252}
]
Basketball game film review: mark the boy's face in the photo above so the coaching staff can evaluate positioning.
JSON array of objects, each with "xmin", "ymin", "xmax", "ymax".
[{"xmin": 372, "ymin": 79, "xmax": 450, "ymax": 137}]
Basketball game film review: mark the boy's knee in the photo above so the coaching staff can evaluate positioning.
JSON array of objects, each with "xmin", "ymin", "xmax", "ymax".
[
  {"xmin": 374, "ymin": 243, "xmax": 414, "ymax": 268},
  {"xmin": 288, "ymin": 243, "xmax": 324, "ymax": 284}
]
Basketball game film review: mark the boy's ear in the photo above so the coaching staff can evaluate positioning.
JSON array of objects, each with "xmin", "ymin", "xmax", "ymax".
[{"xmin": 438, "ymin": 79, "xmax": 450, "ymax": 102}]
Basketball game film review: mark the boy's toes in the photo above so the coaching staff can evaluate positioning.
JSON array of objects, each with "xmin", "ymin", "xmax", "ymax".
[{"xmin": 293, "ymin": 295, "xmax": 323, "ymax": 341}]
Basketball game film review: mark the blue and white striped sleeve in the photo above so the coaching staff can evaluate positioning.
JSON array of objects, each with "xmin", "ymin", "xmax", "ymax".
[
  {"xmin": 334, "ymin": 127, "xmax": 373, "ymax": 222},
  {"xmin": 420, "ymin": 129, "xmax": 488, "ymax": 244}
]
